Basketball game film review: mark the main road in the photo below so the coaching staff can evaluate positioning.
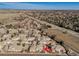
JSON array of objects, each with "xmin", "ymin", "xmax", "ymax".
[{"xmin": 25, "ymin": 14, "xmax": 79, "ymax": 54}]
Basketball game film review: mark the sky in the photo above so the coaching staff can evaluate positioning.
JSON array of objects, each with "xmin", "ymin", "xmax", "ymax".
[{"xmin": 0, "ymin": 2, "xmax": 79, "ymax": 10}]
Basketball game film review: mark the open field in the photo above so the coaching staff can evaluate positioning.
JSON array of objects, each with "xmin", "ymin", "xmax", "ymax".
[
  {"xmin": 0, "ymin": 10, "xmax": 79, "ymax": 56},
  {"xmin": 26, "ymin": 10, "xmax": 79, "ymax": 32}
]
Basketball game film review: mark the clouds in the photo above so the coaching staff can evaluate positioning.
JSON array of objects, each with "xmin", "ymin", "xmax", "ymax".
[
  {"xmin": 0, "ymin": 2, "xmax": 49, "ymax": 9},
  {"xmin": 0, "ymin": 2, "xmax": 79, "ymax": 10}
]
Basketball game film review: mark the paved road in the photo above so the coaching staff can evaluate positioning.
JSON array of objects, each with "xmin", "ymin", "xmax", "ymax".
[
  {"xmin": 25, "ymin": 15, "xmax": 79, "ymax": 53},
  {"xmin": 25, "ymin": 15, "xmax": 79, "ymax": 38},
  {"xmin": 0, "ymin": 14, "xmax": 79, "ymax": 55}
]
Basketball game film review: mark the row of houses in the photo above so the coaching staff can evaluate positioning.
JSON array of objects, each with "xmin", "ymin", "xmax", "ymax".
[{"xmin": 0, "ymin": 14, "xmax": 75, "ymax": 55}]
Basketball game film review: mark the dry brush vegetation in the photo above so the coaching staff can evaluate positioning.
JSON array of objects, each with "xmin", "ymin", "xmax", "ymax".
[
  {"xmin": 0, "ymin": 10, "xmax": 79, "ymax": 56},
  {"xmin": 26, "ymin": 10, "xmax": 79, "ymax": 32}
]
